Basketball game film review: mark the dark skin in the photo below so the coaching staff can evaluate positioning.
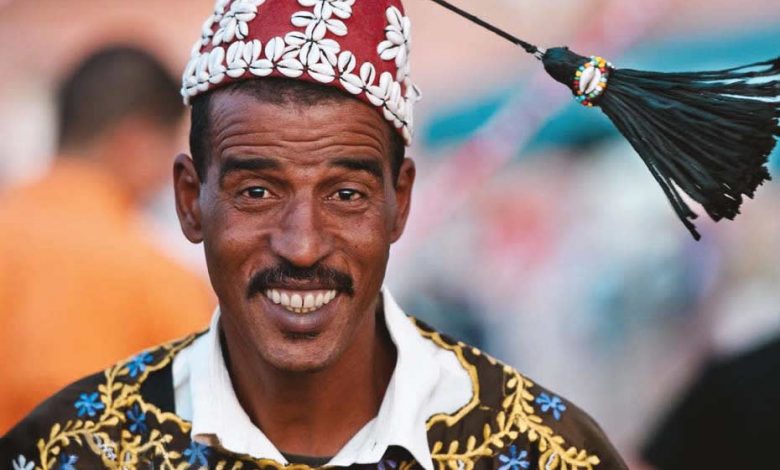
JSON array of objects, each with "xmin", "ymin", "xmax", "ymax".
[{"xmin": 173, "ymin": 90, "xmax": 415, "ymax": 456}]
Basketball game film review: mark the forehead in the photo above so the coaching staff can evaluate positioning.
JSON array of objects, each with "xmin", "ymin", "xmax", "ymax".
[{"xmin": 207, "ymin": 90, "xmax": 393, "ymax": 165}]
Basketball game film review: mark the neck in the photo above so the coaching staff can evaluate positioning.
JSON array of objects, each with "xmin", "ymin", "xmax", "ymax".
[{"xmin": 221, "ymin": 298, "xmax": 396, "ymax": 457}]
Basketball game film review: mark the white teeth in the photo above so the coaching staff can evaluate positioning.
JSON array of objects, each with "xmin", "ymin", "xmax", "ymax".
[
  {"xmin": 290, "ymin": 307, "xmax": 317, "ymax": 314},
  {"xmin": 263, "ymin": 289, "xmax": 339, "ymax": 314},
  {"xmin": 291, "ymin": 294, "xmax": 303, "ymax": 308}
]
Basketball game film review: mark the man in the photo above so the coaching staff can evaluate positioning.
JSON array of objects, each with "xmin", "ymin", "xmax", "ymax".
[
  {"xmin": 0, "ymin": 46, "xmax": 212, "ymax": 432},
  {"xmin": 1, "ymin": 2, "xmax": 627, "ymax": 468}
]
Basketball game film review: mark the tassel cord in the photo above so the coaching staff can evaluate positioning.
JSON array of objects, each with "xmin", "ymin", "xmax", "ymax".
[{"xmin": 427, "ymin": 0, "xmax": 542, "ymax": 57}]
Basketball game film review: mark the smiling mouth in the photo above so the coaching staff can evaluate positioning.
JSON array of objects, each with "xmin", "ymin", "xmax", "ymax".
[{"xmin": 264, "ymin": 288, "xmax": 339, "ymax": 314}]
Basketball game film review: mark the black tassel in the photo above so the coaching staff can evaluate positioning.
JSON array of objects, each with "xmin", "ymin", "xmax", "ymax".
[
  {"xmin": 427, "ymin": 0, "xmax": 780, "ymax": 239},
  {"xmin": 543, "ymin": 47, "xmax": 780, "ymax": 240}
]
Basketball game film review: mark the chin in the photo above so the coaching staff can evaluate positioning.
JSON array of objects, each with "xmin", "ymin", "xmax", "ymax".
[{"xmin": 261, "ymin": 336, "xmax": 343, "ymax": 374}]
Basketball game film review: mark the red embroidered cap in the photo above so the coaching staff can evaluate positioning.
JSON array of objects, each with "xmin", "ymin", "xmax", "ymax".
[{"xmin": 182, "ymin": 0, "xmax": 421, "ymax": 144}]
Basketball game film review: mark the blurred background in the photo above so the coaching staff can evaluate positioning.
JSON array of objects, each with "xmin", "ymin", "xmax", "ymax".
[{"xmin": 0, "ymin": 0, "xmax": 779, "ymax": 467}]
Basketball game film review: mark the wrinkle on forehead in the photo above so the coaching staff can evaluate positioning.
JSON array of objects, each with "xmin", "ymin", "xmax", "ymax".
[{"xmin": 209, "ymin": 91, "xmax": 391, "ymax": 163}]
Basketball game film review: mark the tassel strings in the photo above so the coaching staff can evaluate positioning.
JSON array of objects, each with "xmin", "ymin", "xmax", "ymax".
[
  {"xmin": 631, "ymin": 56, "xmax": 780, "ymax": 80},
  {"xmin": 603, "ymin": 97, "xmax": 702, "ymax": 237},
  {"xmin": 614, "ymin": 99, "xmax": 712, "ymax": 198},
  {"xmin": 621, "ymin": 72, "xmax": 780, "ymax": 97},
  {"xmin": 614, "ymin": 83, "xmax": 765, "ymax": 186},
  {"xmin": 620, "ymin": 81, "xmax": 766, "ymax": 140},
  {"xmin": 603, "ymin": 67, "xmax": 777, "ymax": 232}
]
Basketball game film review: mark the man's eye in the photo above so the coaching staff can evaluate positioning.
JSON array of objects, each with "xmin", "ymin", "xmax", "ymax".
[
  {"xmin": 242, "ymin": 187, "xmax": 270, "ymax": 199},
  {"xmin": 332, "ymin": 189, "xmax": 362, "ymax": 201}
]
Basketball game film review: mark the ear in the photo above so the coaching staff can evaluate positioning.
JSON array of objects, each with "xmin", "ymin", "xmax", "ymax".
[
  {"xmin": 173, "ymin": 153, "xmax": 204, "ymax": 243},
  {"xmin": 390, "ymin": 158, "xmax": 416, "ymax": 243}
]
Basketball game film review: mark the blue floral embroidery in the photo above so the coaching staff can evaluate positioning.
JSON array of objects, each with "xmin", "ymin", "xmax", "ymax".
[
  {"xmin": 378, "ymin": 459, "xmax": 397, "ymax": 470},
  {"xmin": 126, "ymin": 352, "xmax": 154, "ymax": 378},
  {"xmin": 535, "ymin": 392, "xmax": 567, "ymax": 421},
  {"xmin": 58, "ymin": 454, "xmax": 78, "ymax": 470},
  {"xmin": 74, "ymin": 392, "xmax": 104, "ymax": 418},
  {"xmin": 498, "ymin": 445, "xmax": 530, "ymax": 470},
  {"xmin": 126, "ymin": 404, "xmax": 147, "ymax": 434},
  {"xmin": 183, "ymin": 441, "xmax": 210, "ymax": 467}
]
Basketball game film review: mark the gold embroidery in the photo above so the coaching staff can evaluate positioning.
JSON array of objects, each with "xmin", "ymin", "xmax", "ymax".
[
  {"xmin": 418, "ymin": 322, "xmax": 601, "ymax": 470},
  {"xmin": 422, "ymin": 329, "xmax": 481, "ymax": 429},
  {"xmin": 34, "ymin": 334, "xmax": 197, "ymax": 470},
  {"xmin": 30, "ymin": 321, "xmax": 603, "ymax": 470}
]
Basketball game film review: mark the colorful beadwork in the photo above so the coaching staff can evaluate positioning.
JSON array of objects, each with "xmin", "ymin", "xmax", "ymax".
[{"xmin": 572, "ymin": 56, "xmax": 612, "ymax": 107}]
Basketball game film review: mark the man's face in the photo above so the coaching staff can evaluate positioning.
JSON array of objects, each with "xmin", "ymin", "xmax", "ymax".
[{"xmin": 174, "ymin": 90, "xmax": 414, "ymax": 372}]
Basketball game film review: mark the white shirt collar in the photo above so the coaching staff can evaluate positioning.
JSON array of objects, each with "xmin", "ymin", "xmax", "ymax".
[
  {"xmin": 329, "ymin": 288, "xmax": 440, "ymax": 468},
  {"xmin": 189, "ymin": 304, "xmax": 286, "ymax": 461},
  {"xmin": 179, "ymin": 287, "xmax": 471, "ymax": 470}
]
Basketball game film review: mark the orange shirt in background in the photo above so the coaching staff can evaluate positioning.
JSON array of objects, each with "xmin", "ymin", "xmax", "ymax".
[{"xmin": 0, "ymin": 160, "xmax": 214, "ymax": 433}]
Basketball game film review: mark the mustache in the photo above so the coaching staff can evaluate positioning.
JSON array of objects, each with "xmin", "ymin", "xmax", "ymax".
[{"xmin": 246, "ymin": 261, "xmax": 355, "ymax": 299}]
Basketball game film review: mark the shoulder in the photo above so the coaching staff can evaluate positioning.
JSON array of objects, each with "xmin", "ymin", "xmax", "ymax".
[
  {"xmin": 1, "ymin": 334, "xmax": 199, "ymax": 469},
  {"xmin": 414, "ymin": 319, "xmax": 627, "ymax": 470}
]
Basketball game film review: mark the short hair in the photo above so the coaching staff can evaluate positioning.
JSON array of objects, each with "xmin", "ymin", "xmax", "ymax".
[
  {"xmin": 189, "ymin": 78, "xmax": 405, "ymax": 184},
  {"xmin": 56, "ymin": 45, "xmax": 182, "ymax": 151}
]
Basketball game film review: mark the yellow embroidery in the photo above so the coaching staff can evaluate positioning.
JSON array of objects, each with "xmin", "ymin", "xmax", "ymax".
[
  {"xmin": 34, "ymin": 334, "xmax": 197, "ymax": 470},
  {"xmin": 30, "ymin": 322, "xmax": 603, "ymax": 470},
  {"xmin": 423, "ymin": 329, "xmax": 481, "ymax": 429},
  {"xmin": 418, "ymin": 324, "xmax": 601, "ymax": 470}
]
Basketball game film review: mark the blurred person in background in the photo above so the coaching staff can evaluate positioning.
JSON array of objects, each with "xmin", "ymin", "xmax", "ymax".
[
  {"xmin": 0, "ymin": 46, "xmax": 212, "ymax": 433},
  {"xmin": 640, "ymin": 333, "xmax": 780, "ymax": 469}
]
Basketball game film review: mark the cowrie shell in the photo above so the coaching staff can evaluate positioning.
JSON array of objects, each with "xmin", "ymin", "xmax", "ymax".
[{"xmin": 579, "ymin": 66, "xmax": 603, "ymax": 95}]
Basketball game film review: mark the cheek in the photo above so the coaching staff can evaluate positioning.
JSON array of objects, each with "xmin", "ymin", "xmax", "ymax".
[
  {"xmin": 201, "ymin": 197, "xmax": 267, "ymax": 293},
  {"xmin": 330, "ymin": 204, "xmax": 393, "ymax": 276}
]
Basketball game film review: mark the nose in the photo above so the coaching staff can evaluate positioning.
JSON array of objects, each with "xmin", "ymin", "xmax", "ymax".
[{"xmin": 270, "ymin": 195, "xmax": 330, "ymax": 268}]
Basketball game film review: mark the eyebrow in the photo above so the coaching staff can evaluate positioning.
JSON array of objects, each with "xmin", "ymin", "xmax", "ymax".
[
  {"xmin": 329, "ymin": 157, "xmax": 384, "ymax": 181},
  {"xmin": 219, "ymin": 157, "xmax": 280, "ymax": 183}
]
